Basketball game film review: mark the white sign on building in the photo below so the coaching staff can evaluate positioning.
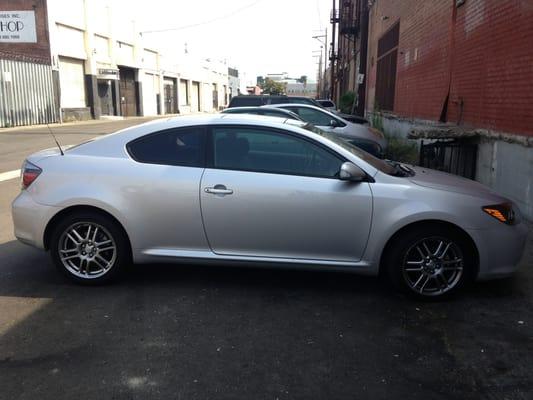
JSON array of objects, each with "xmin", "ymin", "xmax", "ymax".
[{"xmin": 0, "ymin": 11, "xmax": 37, "ymax": 43}]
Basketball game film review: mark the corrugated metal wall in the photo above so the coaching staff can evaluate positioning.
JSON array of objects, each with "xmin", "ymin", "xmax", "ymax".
[{"xmin": 0, "ymin": 59, "xmax": 58, "ymax": 128}]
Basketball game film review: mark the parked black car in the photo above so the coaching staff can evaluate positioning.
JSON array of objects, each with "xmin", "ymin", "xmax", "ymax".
[{"xmin": 227, "ymin": 95, "xmax": 319, "ymax": 108}]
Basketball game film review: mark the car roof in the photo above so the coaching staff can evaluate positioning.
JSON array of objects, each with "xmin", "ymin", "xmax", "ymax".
[{"xmin": 67, "ymin": 113, "xmax": 379, "ymax": 176}]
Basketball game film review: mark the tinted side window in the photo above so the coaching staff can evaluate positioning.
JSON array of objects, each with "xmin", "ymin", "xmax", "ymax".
[
  {"xmin": 128, "ymin": 127, "xmax": 205, "ymax": 167},
  {"xmin": 212, "ymin": 127, "xmax": 343, "ymax": 178},
  {"xmin": 291, "ymin": 107, "xmax": 334, "ymax": 126}
]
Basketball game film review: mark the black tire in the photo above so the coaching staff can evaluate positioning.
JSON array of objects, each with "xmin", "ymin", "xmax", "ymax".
[
  {"xmin": 49, "ymin": 211, "xmax": 130, "ymax": 284},
  {"xmin": 383, "ymin": 225, "xmax": 476, "ymax": 300}
]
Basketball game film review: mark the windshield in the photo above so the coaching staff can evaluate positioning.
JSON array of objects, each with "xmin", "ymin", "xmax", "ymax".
[{"xmin": 300, "ymin": 124, "xmax": 397, "ymax": 175}]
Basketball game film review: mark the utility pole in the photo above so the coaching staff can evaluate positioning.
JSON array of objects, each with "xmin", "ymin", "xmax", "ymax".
[
  {"xmin": 330, "ymin": 0, "xmax": 337, "ymax": 102},
  {"xmin": 312, "ymin": 50, "xmax": 323, "ymax": 97},
  {"xmin": 312, "ymin": 31, "xmax": 327, "ymax": 98},
  {"xmin": 318, "ymin": 52, "xmax": 323, "ymax": 98},
  {"xmin": 324, "ymin": 28, "xmax": 328, "ymax": 98}
]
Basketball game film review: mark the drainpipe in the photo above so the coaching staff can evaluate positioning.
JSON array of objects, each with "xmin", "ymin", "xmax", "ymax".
[
  {"xmin": 356, "ymin": 0, "xmax": 369, "ymax": 117},
  {"xmin": 439, "ymin": 1, "xmax": 458, "ymax": 123},
  {"xmin": 331, "ymin": 0, "xmax": 337, "ymax": 101}
]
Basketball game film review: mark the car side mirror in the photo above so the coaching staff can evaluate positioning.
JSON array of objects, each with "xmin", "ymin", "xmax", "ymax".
[
  {"xmin": 339, "ymin": 162, "xmax": 366, "ymax": 182},
  {"xmin": 330, "ymin": 119, "xmax": 339, "ymax": 127}
]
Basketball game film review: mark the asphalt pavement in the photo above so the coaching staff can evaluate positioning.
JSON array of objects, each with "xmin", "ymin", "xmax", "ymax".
[{"xmin": 0, "ymin": 118, "xmax": 532, "ymax": 400}]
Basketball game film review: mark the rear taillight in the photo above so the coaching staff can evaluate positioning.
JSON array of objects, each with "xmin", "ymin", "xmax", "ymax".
[{"xmin": 21, "ymin": 160, "xmax": 42, "ymax": 189}]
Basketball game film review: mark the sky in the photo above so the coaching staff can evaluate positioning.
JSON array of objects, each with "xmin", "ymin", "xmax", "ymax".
[{"xmin": 126, "ymin": 0, "xmax": 331, "ymax": 85}]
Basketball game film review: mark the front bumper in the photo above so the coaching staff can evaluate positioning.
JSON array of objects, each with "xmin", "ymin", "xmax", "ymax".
[
  {"xmin": 12, "ymin": 190, "xmax": 59, "ymax": 249},
  {"xmin": 468, "ymin": 221, "xmax": 529, "ymax": 280}
]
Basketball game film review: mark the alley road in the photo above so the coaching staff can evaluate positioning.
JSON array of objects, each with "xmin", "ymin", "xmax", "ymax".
[{"xmin": 0, "ymin": 118, "xmax": 532, "ymax": 400}]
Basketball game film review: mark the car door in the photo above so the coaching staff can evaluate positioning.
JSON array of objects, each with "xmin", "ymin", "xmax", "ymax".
[
  {"xmin": 125, "ymin": 126, "xmax": 210, "ymax": 254},
  {"xmin": 199, "ymin": 125, "xmax": 373, "ymax": 262}
]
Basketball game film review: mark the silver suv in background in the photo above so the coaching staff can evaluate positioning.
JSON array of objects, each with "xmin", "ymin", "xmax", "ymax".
[
  {"xmin": 266, "ymin": 103, "xmax": 387, "ymax": 157},
  {"xmin": 221, "ymin": 106, "xmax": 303, "ymax": 121}
]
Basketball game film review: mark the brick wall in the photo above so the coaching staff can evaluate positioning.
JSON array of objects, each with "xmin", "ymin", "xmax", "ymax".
[
  {"xmin": 0, "ymin": 0, "xmax": 50, "ymax": 64},
  {"xmin": 366, "ymin": 0, "xmax": 533, "ymax": 137}
]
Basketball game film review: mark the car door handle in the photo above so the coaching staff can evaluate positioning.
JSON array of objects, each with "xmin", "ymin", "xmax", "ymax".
[{"xmin": 204, "ymin": 186, "xmax": 233, "ymax": 195}]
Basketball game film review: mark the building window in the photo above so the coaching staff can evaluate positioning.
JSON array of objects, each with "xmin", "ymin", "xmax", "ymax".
[{"xmin": 375, "ymin": 22, "xmax": 399, "ymax": 111}]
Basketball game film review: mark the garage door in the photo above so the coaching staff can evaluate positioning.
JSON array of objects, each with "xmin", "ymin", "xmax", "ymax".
[{"xmin": 59, "ymin": 57, "xmax": 86, "ymax": 108}]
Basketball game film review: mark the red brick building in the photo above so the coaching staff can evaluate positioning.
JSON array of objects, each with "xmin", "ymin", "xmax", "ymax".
[
  {"xmin": 366, "ymin": 0, "xmax": 533, "ymax": 137},
  {"xmin": 0, "ymin": 0, "xmax": 58, "ymax": 127},
  {"xmin": 0, "ymin": 0, "xmax": 51, "ymax": 64},
  {"xmin": 361, "ymin": 0, "xmax": 533, "ymax": 219}
]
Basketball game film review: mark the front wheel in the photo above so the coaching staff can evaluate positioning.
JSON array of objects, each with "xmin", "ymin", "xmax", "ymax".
[
  {"xmin": 384, "ymin": 226, "xmax": 476, "ymax": 299},
  {"xmin": 49, "ymin": 212, "xmax": 130, "ymax": 284}
]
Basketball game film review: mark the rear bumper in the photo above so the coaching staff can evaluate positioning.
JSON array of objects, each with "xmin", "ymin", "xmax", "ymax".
[
  {"xmin": 468, "ymin": 221, "xmax": 529, "ymax": 280},
  {"xmin": 12, "ymin": 190, "xmax": 59, "ymax": 249}
]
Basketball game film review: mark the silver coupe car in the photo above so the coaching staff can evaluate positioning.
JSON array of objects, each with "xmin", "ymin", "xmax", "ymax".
[{"xmin": 12, "ymin": 114, "xmax": 527, "ymax": 299}]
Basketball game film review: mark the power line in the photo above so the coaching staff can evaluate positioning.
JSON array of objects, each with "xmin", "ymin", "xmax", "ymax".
[{"xmin": 141, "ymin": 0, "xmax": 264, "ymax": 34}]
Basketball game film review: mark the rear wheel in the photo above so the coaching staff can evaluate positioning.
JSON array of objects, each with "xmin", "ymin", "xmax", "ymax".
[
  {"xmin": 50, "ymin": 212, "xmax": 130, "ymax": 284},
  {"xmin": 384, "ymin": 226, "xmax": 476, "ymax": 299}
]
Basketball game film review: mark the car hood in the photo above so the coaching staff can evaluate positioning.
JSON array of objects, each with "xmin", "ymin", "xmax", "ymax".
[
  {"xmin": 341, "ymin": 124, "xmax": 388, "ymax": 148},
  {"xmin": 408, "ymin": 166, "xmax": 505, "ymax": 200}
]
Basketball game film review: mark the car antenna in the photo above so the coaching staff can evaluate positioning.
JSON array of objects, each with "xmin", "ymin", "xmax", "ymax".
[{"xmin": 46, "ymin": 123, "xmax": 64, "ymax": 156}]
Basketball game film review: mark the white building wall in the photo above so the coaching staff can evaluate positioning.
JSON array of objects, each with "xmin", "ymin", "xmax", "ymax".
[{"xmin": 47, "ymin": 0, "xmax": 239, "ymax": 119}]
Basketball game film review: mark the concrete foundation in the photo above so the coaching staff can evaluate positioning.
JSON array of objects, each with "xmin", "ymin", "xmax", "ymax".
[
  {"xmin": 61, "ymin": 108, "xmax": 92, "ymax": 122},
  {"xmin": 370, "ymin": 112, "xmax": 533, "ymax": 221},
  {"xmin": 477, "ymin": 139, "xmax": 533, "ymax": 220}
]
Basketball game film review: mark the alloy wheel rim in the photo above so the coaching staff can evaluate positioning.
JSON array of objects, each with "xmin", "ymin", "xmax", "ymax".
[
  {"xmin": 58, "ymin": 222, "xmax": 117, "ymax": 279},
  {"xmin": 401, "ymin": 237, "xmax": 464, "ymax": 296}
]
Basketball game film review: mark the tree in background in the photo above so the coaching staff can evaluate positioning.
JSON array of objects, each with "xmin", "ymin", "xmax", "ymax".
[
  {"xmin": 297, "ymin": 75, "xmax": 308, "ymax": 85},
  {"xmin": 260, "ymin": 78, "xmax": 286, "ymax": 95}
]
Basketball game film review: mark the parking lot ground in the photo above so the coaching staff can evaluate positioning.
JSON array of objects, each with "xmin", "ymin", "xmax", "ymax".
[{"xmin": 0, "ymin": 120, "xmax": 532, "ymax": 400}]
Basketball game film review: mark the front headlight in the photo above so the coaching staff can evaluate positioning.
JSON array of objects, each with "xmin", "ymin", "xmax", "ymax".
[{"xmin": 482, "ymin": 203, "xmax": 518, "ymax": 225}]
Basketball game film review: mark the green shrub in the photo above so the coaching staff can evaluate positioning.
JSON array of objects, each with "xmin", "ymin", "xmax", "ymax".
[
  {"xmin": 371, "ymin": 112, "xmax": 418, "ymax": 164},
  {"xmin": 383, "ymin": 135, "xmax": 419, "ymax": 164},
  {"xmin": 339, "ymin": 91, "xmax": 356, "ymax": 114}
]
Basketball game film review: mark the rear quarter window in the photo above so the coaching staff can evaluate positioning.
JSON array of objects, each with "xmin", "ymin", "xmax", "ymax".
[{"xmin": 127, "ymin": 127, "xmax": 206, "ymax": 167}]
